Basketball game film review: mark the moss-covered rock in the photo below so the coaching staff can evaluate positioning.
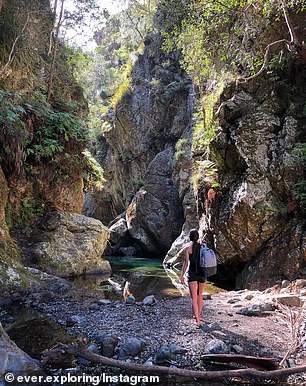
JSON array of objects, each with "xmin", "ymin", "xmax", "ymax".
[{"xmin": 0, "ymin": 166, "xmax": 29, "ymax": 294}]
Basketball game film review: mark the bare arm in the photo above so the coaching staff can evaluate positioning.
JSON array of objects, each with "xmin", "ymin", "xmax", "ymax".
[{"xmin": 180, "ymin": 245, "xmax": 190, "ymax": 285}]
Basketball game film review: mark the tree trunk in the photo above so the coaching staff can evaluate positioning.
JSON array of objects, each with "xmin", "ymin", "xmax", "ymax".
[{"xmin": 47, "ymin": 0, "xmax": 65, "ymax": 103}]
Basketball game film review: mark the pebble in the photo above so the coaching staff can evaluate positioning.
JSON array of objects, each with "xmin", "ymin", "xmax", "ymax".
[
  {"xmin": 143, "ymin": 295, "xmax": 157, "ymax": 306},
  {"xmin": 232, "ymin": 344, "xmax": 243, "ymax": 353},
  {"xmin": 96, "ymin": 299, "xmax": 112, "ymax": 305},
  {"xmin": 204, "ymin": 339, "xmax": 229, "ymax": 354}
]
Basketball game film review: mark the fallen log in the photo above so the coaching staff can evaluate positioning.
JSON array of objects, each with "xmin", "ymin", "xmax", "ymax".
[
  {"xmin": 41, "ymin": 340, "xmax": 306, "ymax": 381},
  {"xmin": 201, "ymin": 354, "xmax": 279, "ymax": 371}
]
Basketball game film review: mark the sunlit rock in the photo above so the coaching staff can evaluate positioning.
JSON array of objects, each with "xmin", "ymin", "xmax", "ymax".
[
  {"xmin": 126, "ymin": 150, "xmax": 183, "ymax": 257},
  {"xmin": 30, "ymin": 211, "xmax": 110, "ymax": 277}
]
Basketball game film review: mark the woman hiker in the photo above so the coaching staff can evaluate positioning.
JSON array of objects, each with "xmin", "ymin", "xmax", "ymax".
[{"xmin": 180, "ymin": 229, "xmax": 205, "ymax": 328}]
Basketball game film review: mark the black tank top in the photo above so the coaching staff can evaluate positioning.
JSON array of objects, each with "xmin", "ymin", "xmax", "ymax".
[{"xmin": 189, "ymin": 242, "xmax": 203, "ymax": 274}]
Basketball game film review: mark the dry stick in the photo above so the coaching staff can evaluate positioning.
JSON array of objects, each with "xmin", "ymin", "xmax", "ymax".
[
  {"xmin": 279, "ymin": 302, "xmax": 306, "ymax": 367},
  {"xmin": 42, "ymin": 341, "xmax": 306, "ymax": 381},
  {"xmin": 0, "ymin": 12, "xmax": 30, "ymax": 79}
]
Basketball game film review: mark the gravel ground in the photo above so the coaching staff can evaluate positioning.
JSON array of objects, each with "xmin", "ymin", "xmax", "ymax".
[
  {"xmin": 35, "ymin": 289, "xmax": 292, "ymax": 366},
  {"xmin": 20, "ymin": 282, "xmax": 305, "ymax": 385}
]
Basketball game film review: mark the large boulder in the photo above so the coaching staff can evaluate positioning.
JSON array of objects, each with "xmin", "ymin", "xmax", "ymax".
[
  {"xmin": 0, "ymin": 323, "xmax": 42, "ymax": 378},
  {"xmin": 30, "ymin": 211, "xmax": 111, "ymax": 277},
  {"xmin": 237, "ymin": 222, "xmax": 305, "ymax": 289},
  {"xmin": 126, "ymin": 149, "xmax": 184, "ymax": 257},
  {"xmin": 108, "ymin": 217, "xmax": 133, "ymax": 254}
]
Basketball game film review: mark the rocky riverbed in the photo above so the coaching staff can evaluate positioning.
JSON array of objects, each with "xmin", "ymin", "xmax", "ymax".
[{"xmin": 2, "ymin": 276, "xmax": 305, "ymax": 385}]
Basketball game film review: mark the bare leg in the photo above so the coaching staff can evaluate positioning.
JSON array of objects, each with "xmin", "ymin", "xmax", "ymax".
[
  {"xmin": 197, "ymin": 282, "xmax": 205, "ymax": 324},
  {"xmin": 189, "ymin": 281, "xmax": 200, "ymax": 327}
]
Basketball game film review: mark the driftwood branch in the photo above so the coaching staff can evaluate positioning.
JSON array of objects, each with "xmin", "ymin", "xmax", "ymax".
[
  {"xmin": 282, "ymin": 1, "xmax": 298, "ymax": 44},
  {"xmin": 201, "ymin": 354, "xmax": 279, "ymax": 371},
  {"xmin": 41, "ymin": 340, "xmax": 306, "ymax": 381}
]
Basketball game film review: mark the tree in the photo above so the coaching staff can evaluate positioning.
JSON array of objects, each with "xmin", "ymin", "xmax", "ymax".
[
  {"xmin": 47, "ymin": 0, "xmax": 104, "ymax": 102},
  {"xmin": 121, "ymin": 0, "xmax": 157, "ymax": 42}
]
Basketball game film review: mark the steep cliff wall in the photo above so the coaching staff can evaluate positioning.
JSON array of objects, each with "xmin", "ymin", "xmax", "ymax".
[
  {"xmin": 84, "ymin": 34, "xmax": 195, "ymax": 257},
  {"xmin": 211, "ymin": 66, "xmax": 306, "ymax": 289},
  {"xmin": 0, "ymin": 0, "xmax": 86, "ymax": 218},
  {"xmin": 0, "ymin": 0, "xmax": 107, "ymax": 292}
]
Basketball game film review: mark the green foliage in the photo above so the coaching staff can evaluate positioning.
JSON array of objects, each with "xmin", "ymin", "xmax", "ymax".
[
  {"xmin": 82, "ymin": 150, "xmax": 105, "ymax": 190},
  {"xmin": 292, "ymin": 143, "xmax": 306, "ymax": 209},
  {"xmin": 27, "ymin": 110, "xmax": 88, "ymax": 161},
  {"xmin": 191, "ymin": 159, "xmax": 220, "ymax": 194},
  {"xmin": 160, "ymin": 0, "xmax": 306, "ymax": 92},
  {"xmin": 132, "ymin": 176, "xmax": 144, "ymax": 190},
  {"xmin": 6, "ymin": 199, "xmax": 44, "ymax": 234},
  {"xmin": 292, "ymin": 143, "xmax": 306, "ymax": 160},
  {"xmin": 66, "ymin": 1, "xmax": 158, "ymax": 142},
  {"xmin": 0, "ymin": 91, "xmax": 30, "ymax": 171},
  {"xmin": 111, "ymin": 61, "xmax": 133, "ymax": 108},
  {"xmin": 0, "ymin": 89, "xmax": 88, "ymax": 173},
  {"xmin": 192, "ymin": 77, "xmax": 225, "ymax": 155},
  {"xmin": 175, "ymin": 138, "xmax": 188, "ymax": 161},
  {"xmin": 162, "ymin": 79, "xmax": 189, "ymax": 101}
]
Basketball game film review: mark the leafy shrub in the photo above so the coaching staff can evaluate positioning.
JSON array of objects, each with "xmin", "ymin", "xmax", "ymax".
[
  {"xmin": 6, "ymin": 199, "xmax": 44, "ymax": 234},
  {"xmin": 111, "ymin": 61, "xmax": 133, "ymax": 108},
  {"xmin": 192, "ymin": 78, "xmax": 225, "ymax": 155},
  {"xmin": 82, "ymin": 150, "xmax": 105, "ymax": 191},
  {"xmin": 0, "ymin": 89, "xmax": 88, "ymax": 173},
  {"xmin": 191, "ymin": 159, "xmax": 220, "ymax": 193},
  {"xmin": 175, "ymin": 138, "xmax": 188, "ymax": 161},
  {"xmin": 0, "ymin": 91, "xmax": 29, "ymax": 171}
]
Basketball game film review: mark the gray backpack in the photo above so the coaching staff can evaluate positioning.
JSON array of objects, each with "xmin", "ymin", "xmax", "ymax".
[{"xmin": 199, "ymin": 244, "xmax": 217, "ymax": 277}]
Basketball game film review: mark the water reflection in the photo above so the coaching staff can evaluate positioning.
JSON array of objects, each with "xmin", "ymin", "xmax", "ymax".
[{"xmin": 72, "ymin": 256, "xmax": 225, "ymax": 301}]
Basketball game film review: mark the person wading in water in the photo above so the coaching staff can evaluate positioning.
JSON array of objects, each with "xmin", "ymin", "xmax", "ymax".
[{"xmin": 180, "ymin": 229, "xmax": 205, "ymax": 328}]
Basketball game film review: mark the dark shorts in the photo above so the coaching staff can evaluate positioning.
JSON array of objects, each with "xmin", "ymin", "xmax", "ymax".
[{"xmin": 188, "ymin": 271, "xmax": 206, "ymax": 283}]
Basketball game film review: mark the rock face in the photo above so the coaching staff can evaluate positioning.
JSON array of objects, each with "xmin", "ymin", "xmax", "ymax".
[
  {"xmin": 0, "ymin": 323, "xmax": 42, "ymax": 377},
  {"xmin": 0, "ymin": 1, "xmax": 88, "ymax": 292},
  {"xmin": 210, "ymin": 70, "xmax": 306, "ymax": 289},
  {"xmin": 30, "ymin": 211, "xmax": 110, "ymax": 277},
  {"xmin": 164, "ymin": 137, "xmax": 199, "ymax": 264},
  {"xmin": 126, "ymin": 149, "xmax": 184, "ymax": 257},
  {"xmin": 84, "ymin": 34, "xmax": 193, "ymax": 229},
  {"xmin": 0, "ymin": 167, "xmax": 26, "ymax": 293}
]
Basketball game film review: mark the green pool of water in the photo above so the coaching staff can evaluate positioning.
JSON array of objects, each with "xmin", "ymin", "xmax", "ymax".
[{"xmin": 72, "ymin": 256, "xmax": 225, "ymax": 302}]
